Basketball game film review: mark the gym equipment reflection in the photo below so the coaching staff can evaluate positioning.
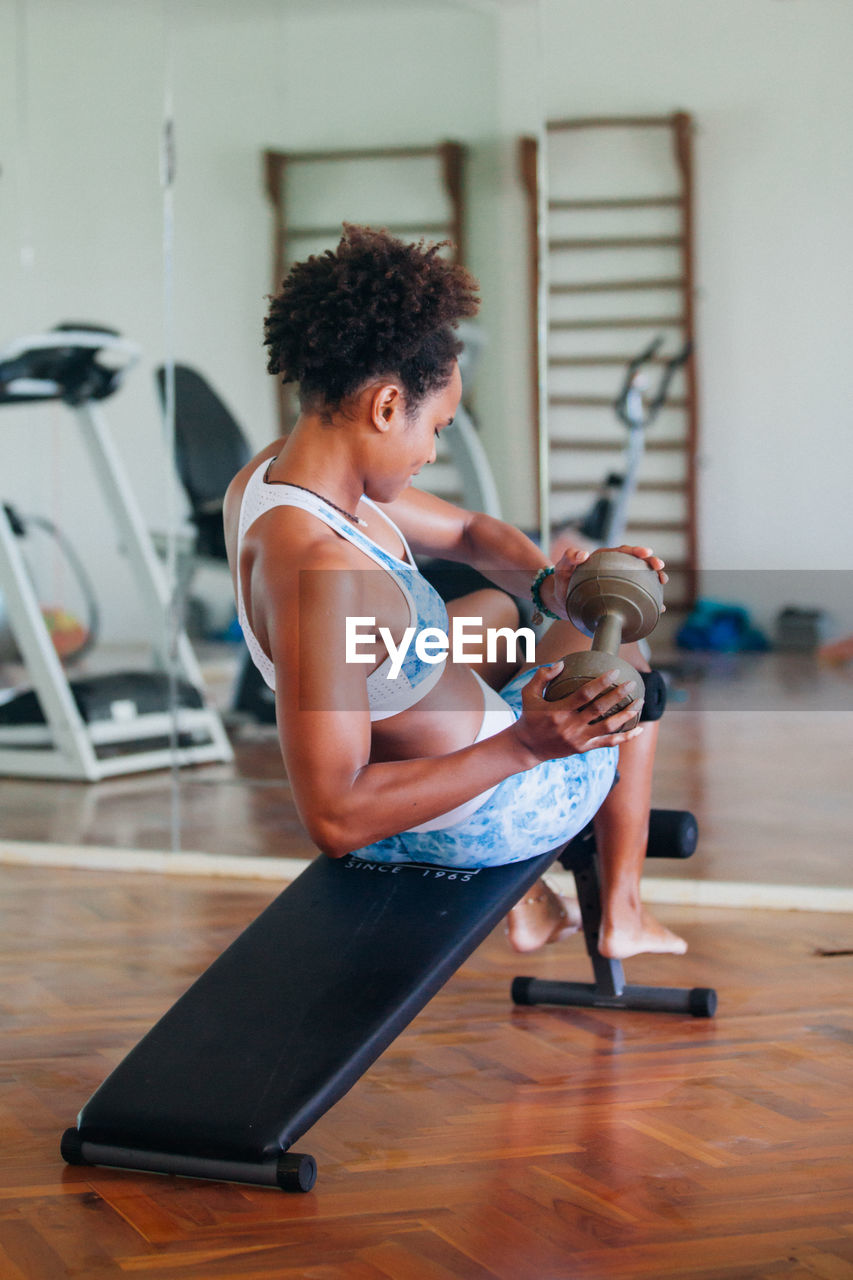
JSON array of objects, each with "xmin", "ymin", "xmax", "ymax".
[{"xmin": 0, "ymin": 326, "xmax": 232, "ymax": 780}]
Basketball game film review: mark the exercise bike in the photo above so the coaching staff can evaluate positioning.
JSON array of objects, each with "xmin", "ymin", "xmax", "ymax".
[{"xmin": 573, "ymin": 334, "xmax": 693, "ymax": 546}]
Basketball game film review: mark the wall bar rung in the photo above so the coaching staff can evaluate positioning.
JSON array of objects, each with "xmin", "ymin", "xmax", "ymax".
[
  {"xmin": 549, "ymin": 354, "xmax": 673, "ymax": 367},
  {"xmin": 283, "ymin": 144, "xmax": 445, "ymax": 163},
  {"xmin": 549, "ymin": 196, "xmax": 682, "ymax": 211},
  {"xmin": 550, "ymin": 235, "xmax": 683, "ymax": 251},
  {"xmin": 550, "ymin": 317, "xmax": 685, "ymax": 332},
  {"xmin": 550, "ymin": 438, "xmax": 685, "ymax": 452},
  {"xmin": 552, "ymin": 480, "xmax": 686, "ymax": 495},
  {"xmin": 551, "ymin": 278, "xmax": 684, "ymax": 295},
  {"xmin": 549, "ymin": 393, "xmax": 687, "ymax": 409},
  {"xmin": 625, "ymin": 519, "xmax": 689, "ymax": 534},
  {"xmin": 548, "ymin": 115, "xmax": 681, "ymax": 132}
]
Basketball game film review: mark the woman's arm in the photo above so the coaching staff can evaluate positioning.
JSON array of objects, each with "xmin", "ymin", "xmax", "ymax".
[
  {"xmin": 262, "ymin": 529, "xmax": 642, "ymax": 858},
  {"xmin": 382, "ymin": 487, "xmax": 666, "ymax": 619}
]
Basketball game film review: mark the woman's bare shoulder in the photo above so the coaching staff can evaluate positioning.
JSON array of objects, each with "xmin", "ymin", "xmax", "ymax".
[
  {"xmin": 232, "ymin": 481, "xmax": 364, "ymax": 670},
  {"xmin": 222, "ymin": 436, "xmax": 289, "ymax": 570},
  {"xmin": 237, "ymin": 484, "xmax": 365, "ymax": 603},
  {"xmin": 223, "ymin": 436, "xmax": 287, "ymax": 522}
]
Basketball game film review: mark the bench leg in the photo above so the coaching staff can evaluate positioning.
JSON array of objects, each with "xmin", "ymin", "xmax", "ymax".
[{"xmin": 511, "ymin": 811, "xmax": 717, "ymax": 1018}]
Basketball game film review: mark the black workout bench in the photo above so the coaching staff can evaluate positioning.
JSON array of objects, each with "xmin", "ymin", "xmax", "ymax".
[{"xmin": 61, "ymin": 808, "xmax": 715, "ymax": 1193}]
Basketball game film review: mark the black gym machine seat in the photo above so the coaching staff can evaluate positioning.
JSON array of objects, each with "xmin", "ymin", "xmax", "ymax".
[{"xmin": 61, "ymin": 808, "xmax": 715, "ymax": 1194}]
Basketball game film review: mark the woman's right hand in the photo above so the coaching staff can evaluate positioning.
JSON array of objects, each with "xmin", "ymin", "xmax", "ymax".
[{"xmin": 510, "ymin": 662, "xmax": 644, "ymax": 765}]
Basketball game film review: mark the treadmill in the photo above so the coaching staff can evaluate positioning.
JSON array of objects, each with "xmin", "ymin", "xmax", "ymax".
[{"xmin": 0, "ymin": 324, "xmax": 233, "ymax": 780}]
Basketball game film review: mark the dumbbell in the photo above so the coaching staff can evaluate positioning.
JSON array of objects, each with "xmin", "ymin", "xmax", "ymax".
[{"xmin": 544, "ymin": 549, "xmax": 663, "ymax": 728}]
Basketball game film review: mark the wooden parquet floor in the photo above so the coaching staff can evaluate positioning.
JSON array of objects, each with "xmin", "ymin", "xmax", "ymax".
[{"xmin": 2, "ymin": 864, "xmax": 853, "ymax": 1280}]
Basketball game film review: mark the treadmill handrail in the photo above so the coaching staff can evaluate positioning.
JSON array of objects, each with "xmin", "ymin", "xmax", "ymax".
[
  {"xmin": 0, "ymin": 328, "xmax": 140, "ymax": 365},
  {"xmin": 0, "ymin": 329, "xmax": 140, "ymax": 405}
]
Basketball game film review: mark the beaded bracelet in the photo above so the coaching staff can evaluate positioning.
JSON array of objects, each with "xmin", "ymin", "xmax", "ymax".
[{"xmin": 530, "ymin": 565, "xmax": 559, "ymax": 624}]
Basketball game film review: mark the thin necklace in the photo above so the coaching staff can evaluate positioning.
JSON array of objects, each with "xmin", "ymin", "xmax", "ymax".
[{"xmin": 263, "ymin": 459, "xmax": 368, "ymax": 527}]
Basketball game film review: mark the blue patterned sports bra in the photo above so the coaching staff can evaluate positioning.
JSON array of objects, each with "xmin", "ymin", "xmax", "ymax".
[{"xmin": 236, "ymin": 458, "xmax": 450, "ymax": 721}]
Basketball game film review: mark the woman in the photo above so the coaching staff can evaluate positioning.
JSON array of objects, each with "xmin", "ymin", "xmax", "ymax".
[{"xmin": 224, "ymin": 225, "xmax": 686, "ymax": 959}]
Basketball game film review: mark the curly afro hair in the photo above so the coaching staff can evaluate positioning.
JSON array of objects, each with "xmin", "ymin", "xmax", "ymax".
[{"xmin": 264, "ymin": 224, "xmax": 480, "ymax": 412}]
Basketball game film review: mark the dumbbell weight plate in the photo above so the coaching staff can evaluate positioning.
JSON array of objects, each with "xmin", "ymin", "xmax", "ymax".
[
  {"xmin": 544, "ymin": 651, "xmax": 644, "ymax": 727},
  {"xmin": 566, "ymin": 551, "xmax": 663, "ymax": 644}
]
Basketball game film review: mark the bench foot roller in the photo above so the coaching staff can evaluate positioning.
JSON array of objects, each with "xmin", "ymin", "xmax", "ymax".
[
  {"xmin": 61, "ymin": 1127, "xmax": 317, "ymax": 1191},
  {"xmin": 512, "ymin": 977, "xmax": 717, "ymax": 1018}
]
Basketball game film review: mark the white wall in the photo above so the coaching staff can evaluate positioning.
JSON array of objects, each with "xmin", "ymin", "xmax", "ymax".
[{"xmin": 494, "ymin": 0, "xmax": 853, "ymax": 634}]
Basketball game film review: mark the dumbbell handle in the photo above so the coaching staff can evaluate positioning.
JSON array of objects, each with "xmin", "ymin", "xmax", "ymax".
[{"xmin": 590, "ymin": 612, "xmax": 625, "ymax": 655}]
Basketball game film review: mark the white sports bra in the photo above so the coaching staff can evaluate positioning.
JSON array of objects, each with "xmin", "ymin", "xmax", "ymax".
[{"xmin": 236, "ymin": 459, "xmax": 451, "ymax": 721}]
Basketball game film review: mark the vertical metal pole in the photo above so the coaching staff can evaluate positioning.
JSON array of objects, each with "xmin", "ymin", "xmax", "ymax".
[
  {"xmin": 161, "ymin": 0, "xmax": 182, "ymax": 850},
  {"xmin": 14, "ymin": 0, "xmax": 35, "ymax": 275},
  {"xmin": 264, "ymin": 151, "xmax": 292, "ymax": 435},
  {"xmin": 673, "ymin": 112, "xmax": 700, "ymax": 606},
  {"xmin": 534, "ymin": 1, "xmax": 551, "ymax": 552}
]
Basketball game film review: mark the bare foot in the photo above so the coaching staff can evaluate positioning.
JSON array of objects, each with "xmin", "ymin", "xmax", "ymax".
[
  {"xmin": 598, "ymin": 906, "xmax": 687, "ymax": 960},
  {"xmin": 506, "ymin": 880, "xmax": 581, "ymax": 953}
]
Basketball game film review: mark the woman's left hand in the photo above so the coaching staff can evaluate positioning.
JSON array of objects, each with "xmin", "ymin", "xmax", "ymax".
[
  {"xmin": 609, "ymin": 544, "xmax": 668, "ymax": 588},
  {"xmin": 543, "ymin": 544, "xmax": 590, "ymax": 620},
  {"xmin": 542, "ymin": 543, "xmax": 668, "ymax": 620}
]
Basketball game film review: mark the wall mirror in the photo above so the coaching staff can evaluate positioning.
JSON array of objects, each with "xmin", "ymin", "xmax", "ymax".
[
  {"xmin": 0, "ymin": 0, "xmax": 506, "ymax": 864},
  {"xmin": 1, "ymin": 0, "xmax": 851, "ymax": 899}
]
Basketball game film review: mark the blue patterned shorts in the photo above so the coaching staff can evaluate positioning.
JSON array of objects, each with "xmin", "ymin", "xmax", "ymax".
[{"xmin": 350, "ymin": 666, "xmax": 618, "ymax": 870}]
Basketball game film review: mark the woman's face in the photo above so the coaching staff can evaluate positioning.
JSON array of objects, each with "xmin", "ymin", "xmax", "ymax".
[
  {"xmin": 397, "ymin": 361, "xmax": 463, "ymax": 494},
  {"xmin": 363, "ymin": 361, "xmax": 463, "ymax": 504}
]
